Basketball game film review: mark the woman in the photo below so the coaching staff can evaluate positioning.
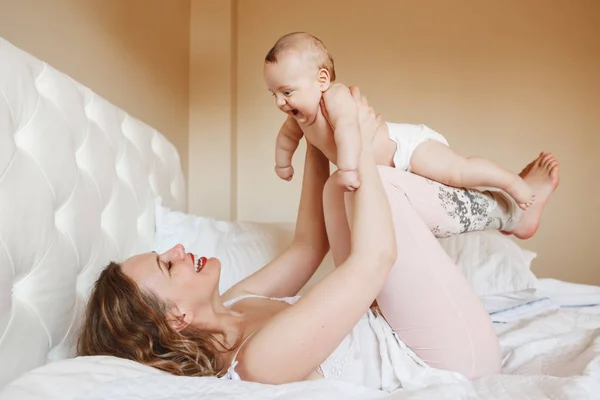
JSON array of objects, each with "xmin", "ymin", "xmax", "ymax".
[{"xmin": 78, "ymin": 88, "xmax": 559, "ymax": 390}]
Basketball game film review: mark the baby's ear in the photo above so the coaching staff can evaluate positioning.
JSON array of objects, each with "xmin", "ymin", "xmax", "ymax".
[{"xmin": 317, "ymin": 68, "xmax": 331, "ymax": 91}]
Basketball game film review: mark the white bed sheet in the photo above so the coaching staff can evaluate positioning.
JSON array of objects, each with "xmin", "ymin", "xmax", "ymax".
[{"xmin": 2, "ymin": 280, "xmax": 599, "ymax": 400}]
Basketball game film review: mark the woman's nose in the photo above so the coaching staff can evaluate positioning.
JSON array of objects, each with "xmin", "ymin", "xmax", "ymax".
[{"xmin": 163, "ymin": 244, "xmax": 186, "ymax": 260}]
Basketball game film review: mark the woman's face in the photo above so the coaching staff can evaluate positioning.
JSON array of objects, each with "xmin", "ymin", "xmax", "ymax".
[{"xmin": 121, "ymin": 244, "xmax": 222, "ymax": 327}]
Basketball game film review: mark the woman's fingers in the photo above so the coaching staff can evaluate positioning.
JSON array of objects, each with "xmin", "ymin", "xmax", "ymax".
[{"xmin": 349, "ymin": 85, "xmax": 380, "ymax": 143}]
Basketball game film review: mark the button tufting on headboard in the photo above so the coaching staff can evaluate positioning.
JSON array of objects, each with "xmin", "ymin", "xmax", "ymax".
[{"xmin": 0, "ymin": 36, "xmax": 186, "ymax": 387}]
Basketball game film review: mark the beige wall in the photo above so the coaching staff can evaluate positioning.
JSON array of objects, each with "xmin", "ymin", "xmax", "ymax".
[
  {"xmin": 0, "ymin": 0, "xmax": 191, "ymax": 188},
  {"xmin": 189, "ymin": 0, "xmax": 598, "ymax": 284},
  {"xmin": 188, "ymin": 0, "xmax": 236, "ymax": 219}
]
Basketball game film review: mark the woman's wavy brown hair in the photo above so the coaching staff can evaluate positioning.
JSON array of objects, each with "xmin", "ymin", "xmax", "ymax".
[{"xmin": 77, "ymin": 262, "xmax": 229, "ymax": 376}]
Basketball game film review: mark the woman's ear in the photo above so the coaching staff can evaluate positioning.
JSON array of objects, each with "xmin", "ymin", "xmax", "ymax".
[
  {"xmin": 317, "ymin": 68, "xmax": 331, "ymax": 91},
  {"xmin": 167, "ymin": 309, "xmax": 192, "ymax": 332}
]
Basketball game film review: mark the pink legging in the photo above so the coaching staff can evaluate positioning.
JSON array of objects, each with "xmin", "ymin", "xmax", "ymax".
[{"xmin": 323, "ymin": 166, "xmax": 510, "ymax": 379}]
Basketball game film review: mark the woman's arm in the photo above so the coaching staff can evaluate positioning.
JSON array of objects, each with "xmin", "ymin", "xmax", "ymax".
[
  {"xmin": 223, "ymin": 141, "xmax": 330, "ymax": 301},
  {"xmin": 238, "ymin": 90, "xmax": 397, "ymax": 384}
]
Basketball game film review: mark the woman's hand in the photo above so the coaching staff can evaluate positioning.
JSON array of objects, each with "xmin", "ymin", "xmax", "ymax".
[{"xmin": 349, "ymin": 86, "xmax": 382, "ymax": 149}]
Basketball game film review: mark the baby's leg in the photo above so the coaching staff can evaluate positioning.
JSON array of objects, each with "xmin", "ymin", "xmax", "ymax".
[
  {"xmin": 324, "ymin": 156, "xmax": 558, "ymax": 267},
  {"xmin": 410, "ymin": 140, "xmax": 534, "ymax": 210},
  {"xmin": 379, "ymin": 154, "xmax": 558, "ymax": 240}
]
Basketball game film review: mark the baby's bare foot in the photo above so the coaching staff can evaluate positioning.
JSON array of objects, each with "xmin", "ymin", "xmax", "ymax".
[
  {"xmin": 506, "ymin": 177, "xmax": 535, "ymax": 210},
  {"xmin": 510, "ymin": 152, "xmax": 560, "ymax": 239}
]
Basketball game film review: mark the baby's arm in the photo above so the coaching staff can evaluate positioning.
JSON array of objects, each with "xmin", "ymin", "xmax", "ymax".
[
  {"xmin": 274, "ymin": 116, "xmax": 304, "ymax": 181},
  {"xmin": 322, "ymin": 83, "xmax": 361, "ymax": 191}
]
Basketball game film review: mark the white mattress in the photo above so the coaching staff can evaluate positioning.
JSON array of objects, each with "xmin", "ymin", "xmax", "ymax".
[{"xmin": 1, "ymin": 279, "xmax": 599, "ymax": 400}]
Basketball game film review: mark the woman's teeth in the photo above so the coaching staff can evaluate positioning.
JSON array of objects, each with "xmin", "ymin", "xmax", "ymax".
[
  {"xmin": 194, "ymin": 256, "xmax": 204, "ymax": 273},
  {"xmin": 194, "ymin": 256, "xmax": 208, "ymax": 273}
]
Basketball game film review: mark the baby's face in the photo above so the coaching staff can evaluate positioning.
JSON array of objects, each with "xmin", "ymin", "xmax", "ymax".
[{"xmin": 264, "ymin": 54, "xmax": 324, "ymax": 124}]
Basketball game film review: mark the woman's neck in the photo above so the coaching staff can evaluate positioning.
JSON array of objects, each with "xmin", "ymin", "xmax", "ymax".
[{"xmin": 188, "ymin": 302, "xmax": 246, "ymax": 350}]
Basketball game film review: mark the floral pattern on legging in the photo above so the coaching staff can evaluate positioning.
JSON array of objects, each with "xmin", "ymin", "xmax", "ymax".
[{"xmin": 432, "ymin": 181, "xmax": 494, "ymax": 237}]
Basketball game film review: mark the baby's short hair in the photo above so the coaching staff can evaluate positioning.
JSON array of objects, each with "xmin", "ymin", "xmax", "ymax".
[{"xmin": 265, "ymin": 32, "xmax": 336, "ymax": 81}]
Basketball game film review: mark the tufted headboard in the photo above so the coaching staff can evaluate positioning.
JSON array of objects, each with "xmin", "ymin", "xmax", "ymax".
[{"xmin": 0, "ymin": 37, "xmax": 186, "ymax": 387}]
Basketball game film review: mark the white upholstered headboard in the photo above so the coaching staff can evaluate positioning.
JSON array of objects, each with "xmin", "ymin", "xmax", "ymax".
[{"xmin": 0, "ymin": 37, "xmax": 186, "ymax": 387}]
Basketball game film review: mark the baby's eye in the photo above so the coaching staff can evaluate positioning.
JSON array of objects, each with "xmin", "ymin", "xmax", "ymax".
[
  {"xmin": 167, "ymin": 261, "xmax": 173, "ymax": 273},
  {"xmin": 283, "ymin": 90, "xmax": 292, "ymax": 96}
]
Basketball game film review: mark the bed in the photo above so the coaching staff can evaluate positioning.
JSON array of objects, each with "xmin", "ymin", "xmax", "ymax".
[{"xmin": 1, "ymin": 36, "xmax": 599, "ymax": 400}]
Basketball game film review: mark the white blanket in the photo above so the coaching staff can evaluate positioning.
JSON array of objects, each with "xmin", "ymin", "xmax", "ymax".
[
  {"xmin": 2, "ymin": 282, "xmax": 600, "ymax": 400},
  {"xmin": 483, "ymin": 278, "xmax": 600, "ymax": 323}
]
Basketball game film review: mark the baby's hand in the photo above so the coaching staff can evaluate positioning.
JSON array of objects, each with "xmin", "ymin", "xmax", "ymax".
[
  {"xmin": 275, "ymin": 165, "xmax": 294, "ymax": 181},
  {"xmin": 333, "ymin": 169, "xmax": 360, "ymax": 192}
]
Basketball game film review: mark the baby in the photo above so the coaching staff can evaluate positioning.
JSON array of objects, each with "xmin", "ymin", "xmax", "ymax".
[{"xmin": 264, "ymin": 32, "xmax": 535, "ymax": 209}]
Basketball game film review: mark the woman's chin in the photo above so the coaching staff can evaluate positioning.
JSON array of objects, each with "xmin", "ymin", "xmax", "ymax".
[{"xmin": 207, "ymin": 257, "xmax": 221, "ymax": 269}]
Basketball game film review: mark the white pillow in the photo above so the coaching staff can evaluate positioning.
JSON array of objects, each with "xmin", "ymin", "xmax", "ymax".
[
  {"xmin": 437, "ymin": 230, "xmax": 538, "ymax": 296},
  {"xmin": 154, "ymin": 200, "xmax": 294, "ymax": 293}
]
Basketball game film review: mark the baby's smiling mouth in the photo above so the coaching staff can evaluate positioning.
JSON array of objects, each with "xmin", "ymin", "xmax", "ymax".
[{"xmin": 291, "ymin": 109, "xmax": 299, "ymax": 116}]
